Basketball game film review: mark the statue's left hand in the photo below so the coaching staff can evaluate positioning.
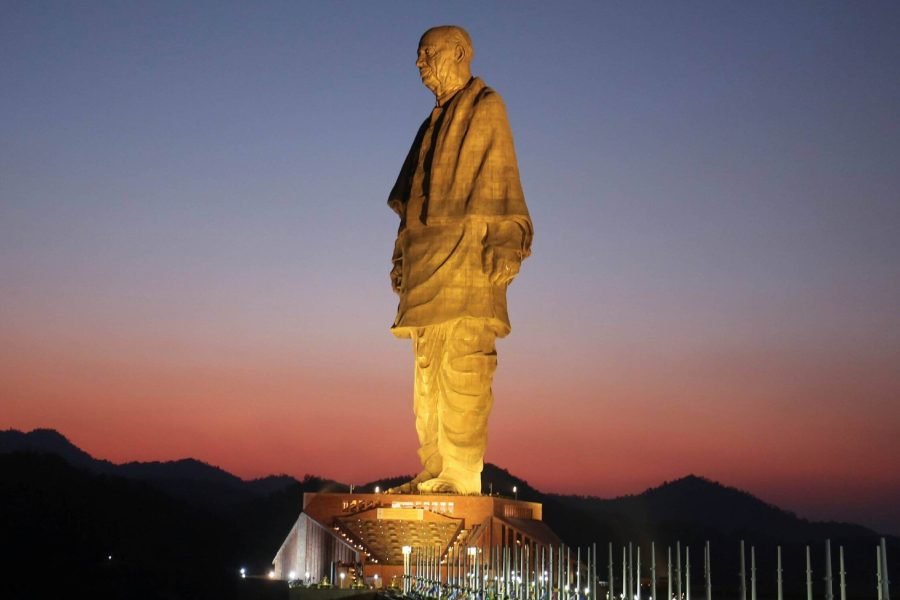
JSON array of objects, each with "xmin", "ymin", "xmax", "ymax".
[
  {"xmin": 390, "ymin": 260, "xmax": 403, "ymax": 294},
  {"xmin": 483, "ymin": 247, "xmax": 521, "ymax": 286}
]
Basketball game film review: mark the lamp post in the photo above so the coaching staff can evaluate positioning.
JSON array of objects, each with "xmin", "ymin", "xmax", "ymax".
[{"xmin": 403, "ymin": 546, "xmax": 412, "ymax": 594}]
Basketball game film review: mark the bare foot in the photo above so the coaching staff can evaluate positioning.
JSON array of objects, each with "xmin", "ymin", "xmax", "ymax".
[
  {"xmin": 417, "ymin": 468, "xmax": 480, "ymax": 495},
  {"xmin": 417, "ymin": 477, "xmax": 461, "ymax": 494},
  {"xmin": 385, "ymin": 470, "xmax": 432, "ymax": 494}
]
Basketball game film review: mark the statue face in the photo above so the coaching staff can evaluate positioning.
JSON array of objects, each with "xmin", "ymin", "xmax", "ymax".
[{"xmin": 416, "ymin": 30, "xmax": 461, "ymax": 96}]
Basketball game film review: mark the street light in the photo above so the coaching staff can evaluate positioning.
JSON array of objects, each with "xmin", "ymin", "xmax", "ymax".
[
  {"xmin": 513, "ymin": 486, "xmax": 518, "ymax": 500},
  {"xmin": 402, "ymin": 546, "xmax": 413, "ymax": 594}
]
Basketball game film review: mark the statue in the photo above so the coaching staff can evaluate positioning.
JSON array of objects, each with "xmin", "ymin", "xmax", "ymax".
[{"xmin": 386, "ymin": 26, "xmax": 533, "ymax": 494}]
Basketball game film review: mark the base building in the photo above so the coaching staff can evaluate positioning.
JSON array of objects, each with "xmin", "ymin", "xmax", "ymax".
[{"xmin": 273, "ymin": 493, "xmax": 561, "ymax": 587}]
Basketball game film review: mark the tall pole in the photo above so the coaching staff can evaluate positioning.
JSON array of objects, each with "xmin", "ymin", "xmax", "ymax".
[
  {"xmin": 637, "ymin": 546, "xmax": 642, "ymax": 600},
  {"xmin": 623, "ymin": 547, "xmax": 628, "ymax": 600},
  {"xmin": 667, "ymin": 547, "xmax": 672, "ymax": 600},
  {"xmin": 403, "ymin": 547, "xmax": 410, "ymax": 593},
  {"xmin": 503, "ymin": 545, "xmax": 508, "ymax": 600},
  {"xmin": 839, "ymin": 546, "xmax": 846, "ymax": 600},
  {"xmin": 878, "ymin": 545, "xmax": 884, "ymax": 600},
  {"xmin": 523, "ymin": 542, "xmax": 527, "ymax": 600},
  {"xmin": 542, "ymin": 546, "xmax": 546, "ymax": 600},
  {"xmin": 561, "ymin": 544, "xmax": 565, "ymax": 600},
  {"xmin": 704, "ymin": 541, "xmax": 711, "ymax": 600},
  {"xmin": 686, "ymin": 546, "xmax": 691, "ymax": 600},
  {"xmin": 676, "ymin": 543, "xmax": 682, "ymax": 600},
  {"xmin": 516, "ymin": 541, "xmax": 521, "ymax": 599},
  {"xmin": 883, "ymin": 538, "xmax": 892, "ymax": 600},
  {"xmin": 528, "ymin": 544, "xmax": 533, "ymax": 600},
  {"xmin": 608, "ymin": 544, "xmax": 614, "ymax": 600},
  {"xmin": 474, "ymin": 545, "xmax": 477, "ymax": 595},
  {"xmin": 594, "ymin": 543, "xmax": 599, "ymax": 600},
  {"xmin": 652, "ymin": 542, "xmax": 657, "ymax": 600},
  {"xmin": 806, "ymin": 545, "xmax": 813, "ymax": 600},
  {"xmin": 578, "ymin": 547, "xmax": 582, "ymax": 600},
  {"xmin": 777, "ymin": 546, "xmax": 783, "ymax": 600},
  {"xmin": 549, "ymin": 545, "xmax": 554, "ymax": 600},
  {"xmin": 750, "ymin": 546, "xmax": 756, "ymax": 600},
  {"xmin": 630, "ymin": 543, "xmax": 634, "ymax": 600},
  {"xmin": 540, "ymin": 545, "xmax": 545, "ymax": 600},
  {"xmin": 826, "ymin": 540, "xmax": 834, "ymax": 600},
  {"xmin": 739, "ymin": 541, "xmax": 746, "ymax": 600}
]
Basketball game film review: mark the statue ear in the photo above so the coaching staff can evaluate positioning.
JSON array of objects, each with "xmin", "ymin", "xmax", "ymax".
[{"xmin": 454, "ymin": 43, "xmax": 466, "ymax": 63}]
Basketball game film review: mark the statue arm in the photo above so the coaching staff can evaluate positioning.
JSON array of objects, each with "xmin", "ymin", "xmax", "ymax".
[
  {"xmin": 390, "ymin": 235, "xmax": 403, "ymax": 294},
  {"xmin": 482, "ymin": 219, "xmax": 531, "ymax": 285},
  {"xmin": 467, "ymin": 89, "xmax": 532, "ymax": 285}
]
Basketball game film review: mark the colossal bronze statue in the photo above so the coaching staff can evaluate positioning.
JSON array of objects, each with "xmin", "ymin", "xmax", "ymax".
[{"xmin": 387, "ymin": 26, "xmax": 533, "ymax": 494}]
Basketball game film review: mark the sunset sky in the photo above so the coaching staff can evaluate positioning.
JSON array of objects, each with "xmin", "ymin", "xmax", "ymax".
[{"xmin": 2, "ymin": 2, "xmax": 899, "ymax": 535}]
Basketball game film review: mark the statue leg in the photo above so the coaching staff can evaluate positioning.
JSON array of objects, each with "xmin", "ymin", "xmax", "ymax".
[
  {"xmin": 388, "ymin": 325, "xmax": 443, "ymax": 494},
  {"xmin": 418, "ymin": 318, "xmax": 496, "ymax": 494}
]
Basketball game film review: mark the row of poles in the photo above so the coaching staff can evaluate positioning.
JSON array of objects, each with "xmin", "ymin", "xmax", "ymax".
[
  {"xmin": 739, "ymin": 538, "xmax": 893, "ymax": 600},
  {"xmin": 398, "ymin": 538, "xmax": 892, "ymax": 600},
  {"xmin": 402, "ymin": 542, "xmax": 599, "ymax": 600}
]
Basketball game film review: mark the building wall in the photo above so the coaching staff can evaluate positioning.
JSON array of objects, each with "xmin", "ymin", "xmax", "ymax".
[{"xmin": 273, "ymin": 513, "xmax": 359, "ymax": 582}]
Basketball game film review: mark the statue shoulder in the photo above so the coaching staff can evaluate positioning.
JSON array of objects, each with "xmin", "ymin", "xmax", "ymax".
[{"xmin": 470, "ymin": 80, "xmax": 508, "ymax": 115}]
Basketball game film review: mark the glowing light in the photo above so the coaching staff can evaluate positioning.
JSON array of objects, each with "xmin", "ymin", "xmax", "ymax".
[
  {"xmin": 402, "ymin": 546, "xmax": 412, "ymax": 555},
  {"xmin": 289, "ymin": 571, "xmax": 296, "ymax": 580},
  {"xmin": 268, "ymin": 570, "xmax": 276, "ymax": 579},
  {"xmin": 375, "ymin": 486, "xmax": 380, "ymax": 493}
]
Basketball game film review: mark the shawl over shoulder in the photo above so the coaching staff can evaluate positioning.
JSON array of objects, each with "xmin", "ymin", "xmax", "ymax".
[{"xmin": 388, "ymin": 77, "xmax": 533, "ymax": 255}]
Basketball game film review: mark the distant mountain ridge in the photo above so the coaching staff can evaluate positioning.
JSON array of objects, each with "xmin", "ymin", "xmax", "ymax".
[
  {"xmin": 0, "ymin": 428, "xmax": 299, "ymax": 510},
  {"xmin": 2, "ymin": 427, "xmax": 897, "ymax": 600},
  {"xmin": 0, "ymin": 428, "xmax": 886, "ymax": 536},
  {"xmin": 1, "ymin": 427, "xmax": 892, "ymax": 539}
]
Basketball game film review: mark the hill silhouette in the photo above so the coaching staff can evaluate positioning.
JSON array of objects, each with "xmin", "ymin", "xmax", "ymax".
[{"xmin": 1, "ymin": 428, "xmax": 896, "ymax": 600}]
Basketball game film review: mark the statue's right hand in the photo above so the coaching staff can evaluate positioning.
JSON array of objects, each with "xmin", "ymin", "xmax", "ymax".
[{"xmin": 390, "ymin": 261, "xmax": 402, "ymax": 294}]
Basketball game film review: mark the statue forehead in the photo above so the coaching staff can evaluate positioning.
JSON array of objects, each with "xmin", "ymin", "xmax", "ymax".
[{"xmin": 418, "ymin": 29, "xmax": 454, "ymax": 48}]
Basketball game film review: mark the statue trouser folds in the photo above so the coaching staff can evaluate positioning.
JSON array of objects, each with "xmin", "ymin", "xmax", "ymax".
[{"xmin": 412, "ymin": 317, "xmax": 497, "ymax": 494}]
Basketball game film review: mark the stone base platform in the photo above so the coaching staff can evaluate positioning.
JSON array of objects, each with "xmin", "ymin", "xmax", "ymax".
[{"xmin": 273, "ymin": 492, "xmax": 561, "ymax": 585}]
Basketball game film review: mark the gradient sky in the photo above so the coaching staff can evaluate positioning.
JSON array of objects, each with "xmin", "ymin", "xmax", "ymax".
[{"xmin": 2, "ymin": 2, "xmax": 899, "ymax": 535}]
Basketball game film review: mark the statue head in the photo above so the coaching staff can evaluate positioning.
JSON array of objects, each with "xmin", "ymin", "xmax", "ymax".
[{"xmin": 417, "ymin": 25, "xmax": 473, "ymax": 101}]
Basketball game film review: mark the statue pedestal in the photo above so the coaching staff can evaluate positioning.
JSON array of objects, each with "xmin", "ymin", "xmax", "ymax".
[{"xmin": 273, "ymin": 492, "xmax": 561, "ymax": 585}]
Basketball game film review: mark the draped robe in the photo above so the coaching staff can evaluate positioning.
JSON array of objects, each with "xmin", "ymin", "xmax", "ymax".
[{"xmin": 388, "ymin": 77, "xmax": 533, "ymax": 337}]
